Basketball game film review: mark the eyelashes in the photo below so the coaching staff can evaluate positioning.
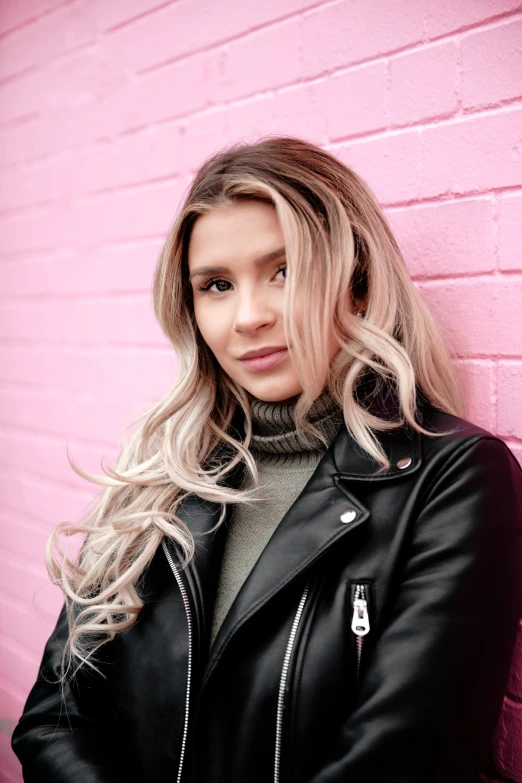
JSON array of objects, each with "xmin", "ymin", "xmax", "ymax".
[
  {"xmin": 196, "ymin": 263, "xmax": 287, "ymax": 294},
  {"xmin": 197, "ymin": 277, "xmax": 228, "ymax": 293}
]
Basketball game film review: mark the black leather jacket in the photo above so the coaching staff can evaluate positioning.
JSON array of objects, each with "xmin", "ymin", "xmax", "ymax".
[{"xmin": 11, "ymin": 403, "xmax": 522, "ymax": 783}]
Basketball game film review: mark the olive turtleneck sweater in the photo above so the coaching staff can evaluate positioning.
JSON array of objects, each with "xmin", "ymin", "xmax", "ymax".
[{"xmin": 209, "ymin": 389, "xmax": 345, "ymax": 647}]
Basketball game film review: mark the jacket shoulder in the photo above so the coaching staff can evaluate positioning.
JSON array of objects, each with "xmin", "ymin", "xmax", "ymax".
[
  {"xmin": 421, "ymin": 405, "xmax": 494, "ymax": 441},
  {"xmin": 418, "ymin": 404, "xmax": 520, "ymax": 470}
]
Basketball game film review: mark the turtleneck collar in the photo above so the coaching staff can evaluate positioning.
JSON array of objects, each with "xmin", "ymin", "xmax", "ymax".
[{"xmin": 245, "ymin": 388, "xmax": 345, "ymax": 457}]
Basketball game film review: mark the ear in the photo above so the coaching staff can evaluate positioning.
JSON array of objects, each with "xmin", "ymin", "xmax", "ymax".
[{"xmin": 354, "ymin": 299, "xmax": 367, "ymax": 317}]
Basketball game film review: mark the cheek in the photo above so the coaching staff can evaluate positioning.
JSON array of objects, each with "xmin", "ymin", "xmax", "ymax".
[{"xmin": 194, "ymin": 301, "xmax": 228, "ymax": 353}]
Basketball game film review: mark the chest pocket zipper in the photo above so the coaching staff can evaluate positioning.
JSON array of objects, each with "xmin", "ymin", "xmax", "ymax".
[
  {"xmin": 351, "ymin": 583, "xmax": 371, "ymax": 685},
  {"xmin": 275, "ymin": 579, "xmax": 373, "ymax": 781}
]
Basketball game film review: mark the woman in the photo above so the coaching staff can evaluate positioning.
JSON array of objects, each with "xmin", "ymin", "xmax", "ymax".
[{"xmin": 11, "ymin": 136, "xmax": 522, "ymax": 783}]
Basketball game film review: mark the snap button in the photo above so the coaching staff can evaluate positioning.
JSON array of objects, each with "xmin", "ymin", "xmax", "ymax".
[
  {"xmin": 397, "ymin": 457, "xmax": 412, "ymax": 469},
  {"xmin": 340, "ymin": 509, "xmax": 357, "ymax": 524}
]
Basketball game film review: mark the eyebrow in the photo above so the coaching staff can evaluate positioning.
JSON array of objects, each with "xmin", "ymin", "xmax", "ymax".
[{"xmin": 188, "ymin": 246, "xmax": 286, "ymax": 281}]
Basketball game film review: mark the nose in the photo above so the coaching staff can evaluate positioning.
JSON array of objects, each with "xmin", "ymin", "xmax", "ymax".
[{"xmin": 233, "ymin": 286, "xmax": 277, "ymax": 334}]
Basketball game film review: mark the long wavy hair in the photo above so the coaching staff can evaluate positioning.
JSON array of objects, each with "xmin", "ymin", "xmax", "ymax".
[{"xmin": 46, "ymin": 135, "xmax": 464, "ymax": 683}]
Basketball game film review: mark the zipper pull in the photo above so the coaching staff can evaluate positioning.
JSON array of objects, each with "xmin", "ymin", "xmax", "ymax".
[{"xmin": 351, "ymin": 587, "xmax": 370, "ymax": 636}]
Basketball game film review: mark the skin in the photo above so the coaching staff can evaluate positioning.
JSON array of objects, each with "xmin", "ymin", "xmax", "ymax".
[{"xmin": 187, "ymin": 199, "xmax": 339, "ymax": 402}]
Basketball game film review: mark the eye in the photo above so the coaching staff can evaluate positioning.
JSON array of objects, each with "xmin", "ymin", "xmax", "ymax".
[
  {"xmin": 196, "ymin": 262, "xmax": 287, "ymax": 295},
  {"xmin": 275, "ymin": 262, "xmax": 287, "ymax": 280},
  {"xmin": 197, "ymin": 277, "xmax": 231, "ymax": 293}
]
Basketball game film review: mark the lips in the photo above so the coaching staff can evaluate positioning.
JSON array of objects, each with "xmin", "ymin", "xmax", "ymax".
[
  {"xmin": 238, "ymin": 346, "xmax": 287, "ymax": 360},
  {"xmin": 238, "ymin": 348, "xmax": 289, "ymax": 372}
]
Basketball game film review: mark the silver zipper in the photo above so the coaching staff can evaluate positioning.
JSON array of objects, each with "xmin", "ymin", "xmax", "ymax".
[
  {"xmin": 274, "ymin": 581, "xmax": 310, "ymax": 783},
  {"xmin": 351, "ymin": 583, "xmax": 370, "ymax": 684},
  {"xmin": 162, "ymin": 540, "xmax": 193, "ymax": 783}
]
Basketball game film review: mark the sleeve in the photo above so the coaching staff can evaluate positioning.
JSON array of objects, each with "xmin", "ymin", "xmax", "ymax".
[
  {"xmin": 309, "ymin": 436, "xmax": 522, "ymax": 783},
  {"xmin": 10, "ymin": 601, "xmax": 137, "ymax": 783}
]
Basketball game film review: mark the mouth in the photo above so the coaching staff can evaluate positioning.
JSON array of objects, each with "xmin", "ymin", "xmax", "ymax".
[{"xmin": 238, "ymin": 348, "xmax": 289, "ymax": 372}]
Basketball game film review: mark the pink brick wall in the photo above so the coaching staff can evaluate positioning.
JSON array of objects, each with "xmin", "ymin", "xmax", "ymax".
[{"xmin": 0, "ymin": 1, "xmax": 521, "ymax": 780}]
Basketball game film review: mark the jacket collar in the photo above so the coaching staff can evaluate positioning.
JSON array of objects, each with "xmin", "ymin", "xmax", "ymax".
[
  {"xmin": 333, "ymin": 388, "xmax": 423, "ymax": 480},
  {"xmin": 332, "ymin": 415, "xmax": 421, "ymax": 481}
]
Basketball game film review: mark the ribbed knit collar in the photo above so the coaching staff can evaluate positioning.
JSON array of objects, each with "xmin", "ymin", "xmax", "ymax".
[{"xmin": 245, "ymin": 388, "xmax": 344, "ymax": 461}]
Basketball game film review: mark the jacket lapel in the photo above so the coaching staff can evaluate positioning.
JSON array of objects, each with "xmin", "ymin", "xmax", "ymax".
[{"xmin": 200, "ymin": 426, "xmax": 370, "ymax": 691}]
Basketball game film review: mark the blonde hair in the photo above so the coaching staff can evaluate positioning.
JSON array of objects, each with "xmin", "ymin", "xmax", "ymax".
[{"xmin": 46, "ymin": 135, "xmax": 464, "ymax": 683}]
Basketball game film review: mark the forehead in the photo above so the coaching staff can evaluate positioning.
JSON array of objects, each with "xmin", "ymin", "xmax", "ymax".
[{"xmin": 187, "ymin": 200, "xmax": 283, "ymax": 266}]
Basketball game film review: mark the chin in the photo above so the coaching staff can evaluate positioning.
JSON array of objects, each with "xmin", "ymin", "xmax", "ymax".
[{"xmin": 241, "ymin": 376, "xmax": 303, "ymax": 403}]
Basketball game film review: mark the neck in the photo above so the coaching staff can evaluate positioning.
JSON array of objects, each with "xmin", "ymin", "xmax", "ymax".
[{"xmin": 246, "ymin": 388, "xmax": 344, "ymax": 458}]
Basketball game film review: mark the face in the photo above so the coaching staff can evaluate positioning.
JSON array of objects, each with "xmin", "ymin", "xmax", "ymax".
[{"xmin": 187, "ymin": 200, "xmax": 338, "ymax": 402}]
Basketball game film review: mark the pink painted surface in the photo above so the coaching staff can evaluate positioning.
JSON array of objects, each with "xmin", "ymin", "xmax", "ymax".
[{"xmin": 0, "ymin": 1, "xmax": 521, "ymax": 780}]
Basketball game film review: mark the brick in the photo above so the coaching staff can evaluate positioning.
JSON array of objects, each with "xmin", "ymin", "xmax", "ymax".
[
  {"xmin": 0, "ymin": 0, "xmax": 64, "ymax": 36},
  {"xmin": 1, "ymin": 766, "xmax": 22, "ymax": 783},
  {"xmin": 46, "ymin": 48, "xmax": 115, "ymax": 112},
  {"xmin": 419, "ymin": 107, "xmax": 522, "ymax": 199},
  {"xmin": 26, "ymin": 62, "xmax": 134, "ymax": 153},
  {"xmin": 462, "ymin": 18, "xmax": 522, "ymax": 111},
  {"xmin": 210, "ymin": 16, "xmax": 303, "ymax": 103},
  {"xmin": 0, "ymin": 22, "xmax": 45, "ymax": 80},
  {"xmin": 0, "ymin": 123, "xmax": 30, "ymax": 170},
  {"xmin": 103, "ymin": 0, "xmax": 313, "ymax": 70},
  {"xmin": 0, "ymin": 156, "xmax": 75, "ymax": 213},
  {"xmin": 0, "ymin": 343, "xmax": 173, "ymax": 402},
  {"xmin": 321, "ymin": 62, "xmax": 387, "ymax": 141},
  {"xmin": 0, "ymin": 551, "xmax": 51, "ymax": 608},
  {"xmin": 0, "ymin": 27, "xmax": 104, "ymax": 124},
  {"xmin": 0, "ymin": 683, "xmax": 24, "ymax": 723},
  {"xmin": 0, "ymin": 240, "xmax": 167, "ymax": 301},
  {"xmin": 453, "ymin": 359, "xmax": 496, "ymax": 432},
  {"xmin": 272, "ymin": 81, "xmax": 330, "ymax": 145},
  {"xmin": 387, "ymin": 198, "xmax": 496, "ymax": 278},
  {"xmin": 0, "ymin": 590, "xmax": 60, "ymax": 658},
  {"xmin": 87, "ymin": 240, "xmax": 165, "ymax": 291},
  {"xmin": 426, "ymin": 0, "xmax": 522, "ymax": 39},
  {"xmin": 0, "ymin": 179, "xmax": 182, "ymax": 255},
  {"xmin": 0, "ymin": 380, "xmax": 165, "ymax": 446},
  {"xmin": 507, "ymin": 443, "xmax": 522, "ymax": 469},
  {"xmin": 223, "ymin": 94, "xmax": 276, "ymax": 150},
  {"xmin": 107, "ymin": 53, "xmax": 211, "ymax": 136},
  {"xmin": 0, "ymin": 640, "xmax": 38, "ymax": 706},
  {"xmin": 302, "ymin": 0, "xmax": 424, "ymax": 78},
  {"xmin": 98, "ymin": 0, "xmax": 177, "ymax": 32},
  {"xmin": 181, "ymin": 106, "xmax": 233, "ymax": 172},
  {"xmin": 0, "ymin": 295, "xmax": 164, "ymax": 345},
  {"xmin": 0, "ymin": 69, "xmax": 47, "ymax": 125},
  {"xmin": 0, "ymin": 2, "xmax": 98, "ymax": 81},
  {"xmin": 497, "ymin": 363, "xmax": 522, "ymax": 439},
  {"xmin": 332, "ymin": 127, "xmax": 422, "ymax": 205},
  {"xmin": 390, "ymin": 41, "xmax": 458, "ymax": 126},
  {"xmin": 489, "ymin": 697, "xmax": 522, "ymax": 781},
  {"xmin": 104, "ymin": 2, "xmax": 202, "ymax": 74},
  {"xmin": 75, "ymin": 124, "xmax": 184, "ymax": 195},
  {"xmin": 200, "ymin": 90, "xmax": 318, "ymax": 159},
  {"xmin": 0, "ymin": 514, "xmax": 52, "ymax": 566},
  {"xmin": 0, "ymin": 732, "xmax": 22, "ymax": 783},
  {"xmin": 0, "ymin": 464, "xmax": 93, "ymax": 527},
  {"xmin": 0, "ymin": 206, "xmax": 74, "ymax": 254},
  {"xmin": 33, "ymin": 48, "xmax": 130, "ymax": 150},
  {"xmin": 71, "ymin": 180, "xmax": 184, "ymax": 246},
  {"xmin": 506, "ymin": 621, "xmax": 522, "ymax": 700},
  {"xmin": 0, "ymin": 113, "xmax": 68, "ymax": 170},
  {"xmin": 417, "ymin": 276, "xmax": 522, "ymax": 357},
  {"xmin": 498, "ymin": 193, "xmax": 522, "ymax": 272},
  {"xmin": 0, "ymin": 430, "xmax": 120, "ymax": 493}
]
